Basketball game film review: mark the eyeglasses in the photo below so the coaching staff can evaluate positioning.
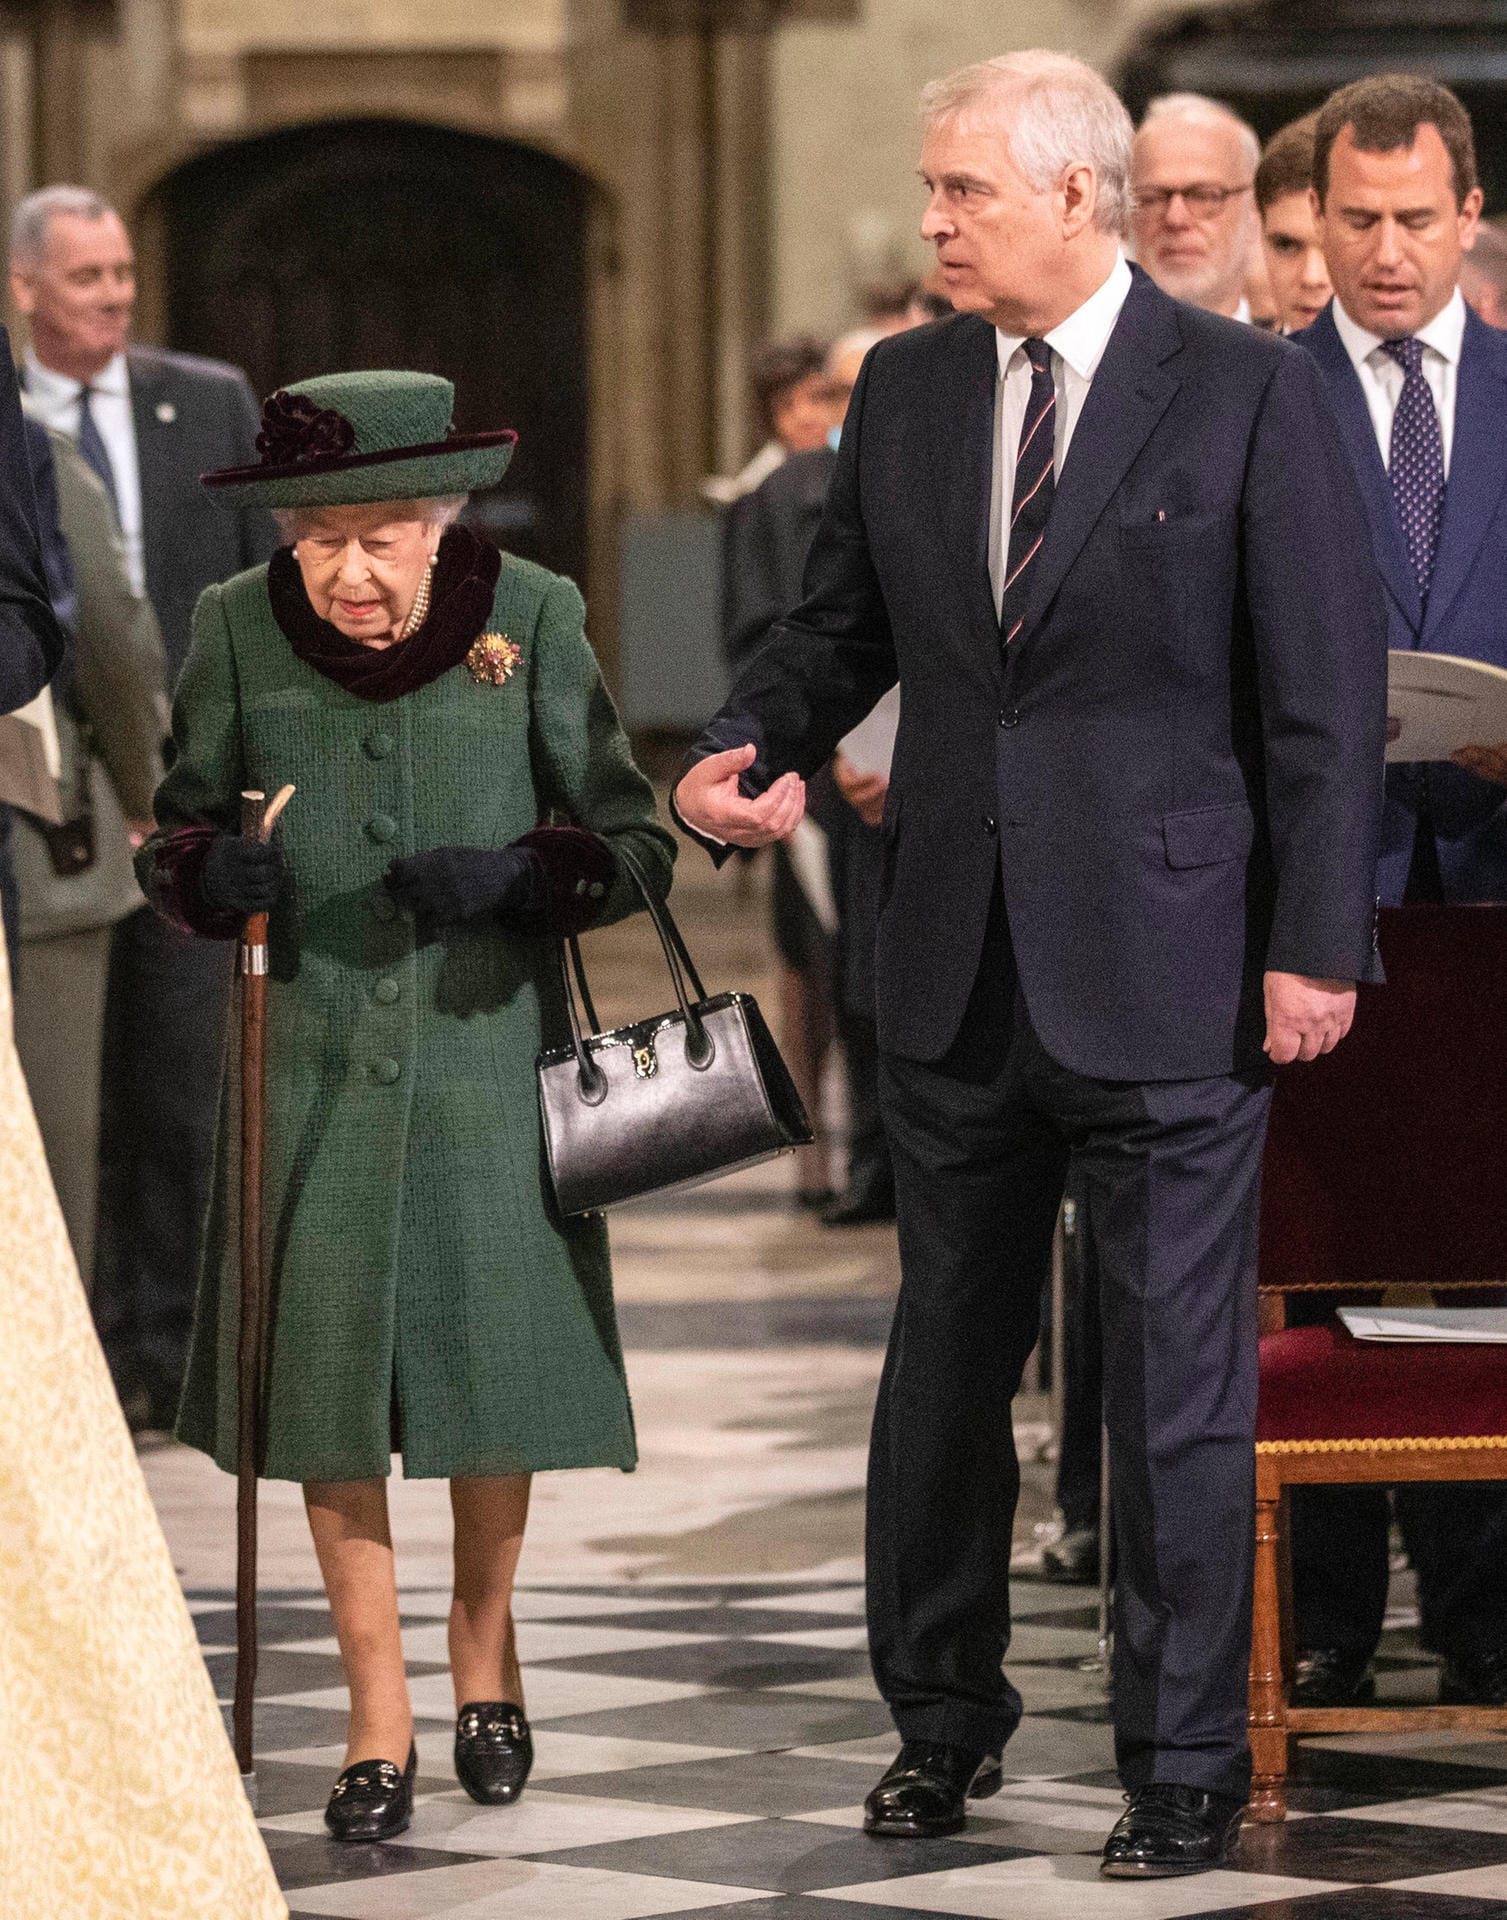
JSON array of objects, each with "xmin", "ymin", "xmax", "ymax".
[{"xmin": 1135, "ymin": 183, "xmax": 1252, "ymax": 219}]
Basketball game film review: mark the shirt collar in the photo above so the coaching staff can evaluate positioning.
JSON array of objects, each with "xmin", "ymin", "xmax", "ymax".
[
  {"xmin": 995, "ymin": 251, "xmax": 1133, "ymax": 382},
  {"xmin": 23, "ymin": 347, "xmax": 130, "ymax": 400},
  {"xmin": 1331, "ymin": 286, "xmax": 1467, "ymax": 373}
]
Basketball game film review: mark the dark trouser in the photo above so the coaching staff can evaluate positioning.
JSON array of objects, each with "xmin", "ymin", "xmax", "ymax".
[
  {"xmin": 867, "ymin": 893, "xmax": 1270, "ymax": 1797},
  {"xmin": 1055, "ymin": 1166, "xmax": 1103, "ymax": 1534},
  {"xmin": 836, "ymin": 1003, "xmax": 891, "ymax": 1190},
  {"xmin": 93, "ymin": 905, "xmax": 233, "ymax": 1404}
]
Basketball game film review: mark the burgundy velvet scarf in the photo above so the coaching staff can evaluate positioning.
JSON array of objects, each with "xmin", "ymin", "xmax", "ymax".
[{"xmin": 266, "ymin": 523, "xmax": 503, "ymax": 702}]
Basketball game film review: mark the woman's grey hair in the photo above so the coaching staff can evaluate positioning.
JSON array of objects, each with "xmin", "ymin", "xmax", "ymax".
[
  {"xmin": 273, "ymin": 495, "xmax": 469, "ymax": 541},
  {"xmin": 10, "ymin": 184, "xmax": 116, "ymax": 267},
  {"xmin": 918, "ymin": 51, "xmax": 1134, "ymax": 237},
  {"xmin": 1140, "ymin": 93, "xmax": 1261, "ymax": 177}
]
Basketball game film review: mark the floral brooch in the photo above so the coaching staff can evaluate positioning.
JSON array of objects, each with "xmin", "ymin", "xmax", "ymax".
[{"xmin": 467, "ymin": 633, "xmax": 522, "ymax": 685}]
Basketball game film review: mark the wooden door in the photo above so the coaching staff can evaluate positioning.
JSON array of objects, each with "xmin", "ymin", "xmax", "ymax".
[{"xmin": 155, "ymin": 119, "xmax": 591, "ymax": 586}]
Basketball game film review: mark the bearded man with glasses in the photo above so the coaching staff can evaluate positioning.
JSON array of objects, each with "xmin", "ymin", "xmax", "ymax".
[{"xmin": 1132, "ymin": 93, "xmax": 1262, "ymax": 319}]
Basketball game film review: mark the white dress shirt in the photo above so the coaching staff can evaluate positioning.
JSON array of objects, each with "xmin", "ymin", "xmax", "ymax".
[
  {"xmin": 1330, "ymin": 288, "xmax": 1466, "ymax": 479},
  {"xmin": 24, "ymin": 349, "xmax": 146, "ymax": 594},
  {"xmin": 990, "ymin": 253, "xmax": 1134, "ymax": 617}
]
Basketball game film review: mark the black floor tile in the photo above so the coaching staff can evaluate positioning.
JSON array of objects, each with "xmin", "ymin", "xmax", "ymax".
[
  {"xmin": 525, "ymin": 1814, "xmax": 1029, "ymax": 1891},
  {"xmin": 1177, "ymin": 1889, "xmax": 1507, "ymax": 1919},
  {"xmin": 258, "ymin": 1834, "xmax": 494, "ymax": 1892},
  {"xmin": 224, "ymin": 1702, "xmax": 354, "ymax": 1753},
  {"xmin": 542, "ymin": 1750, "xmax": 876, "ymax": 1816},
  {"xmin": 1024, "ymin": 1700, "xmax": 1116, "ymax": 1724},
  {"xmin": 206, "ymin": 1646, "xmax": 446, "ymax": 1701},
  {"xmin": 192, "ymin": 1604, "xmax": 335, "ymax": 1645},
  {"xmin": 534, "ymin": 1689, "xmax": 895, "ymax": 1751},
  {"xmin": 537, "ymin": 1637, "xmax": 872, "ymax": 1688},
  {"xmin": 1236, "ymin": 1815, "xmax": 1507, "ymax": 1885},
  {"xmin": 638, "ymin": 1903, "xmax": 956, "ymax": 1920},
  {"xmin": 1292, "ymin": 1747, "xmax": 1507, "ymax": 1801}
]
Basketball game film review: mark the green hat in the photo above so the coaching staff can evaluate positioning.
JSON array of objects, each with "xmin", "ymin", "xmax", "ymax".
[{"xmin": 201, "ymin": 370, "xmax": 516, "ymax": 509}]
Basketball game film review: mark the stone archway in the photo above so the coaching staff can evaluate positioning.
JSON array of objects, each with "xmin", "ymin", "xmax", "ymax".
[{"xmin": 144, "ymin": 119, "xmax": 598, "ymax": 590}]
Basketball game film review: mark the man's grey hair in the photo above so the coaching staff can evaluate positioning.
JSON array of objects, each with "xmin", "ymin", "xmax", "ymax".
[
  {"xmin": 273, "ymin": 495, "xmax": 469, "ymax": 541},
  {"xmin": 10, "ymin": 184, "xmax": 118, "ymax": 267},
  {"xmin": 1138, "ymin": 93, "xmax": 1261, "ymax": 177},
  {"xmin": 918, "ymin": 51, "xmax": 1134, "ymax": 237},
  {"xmin": 1462, "ymin": 219, "xmax": 1507, "ymax": 301}
]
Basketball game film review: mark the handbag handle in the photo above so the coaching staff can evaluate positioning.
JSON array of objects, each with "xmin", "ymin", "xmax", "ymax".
[{"xmin": 556, "ymin": 841, "xmax": 713, "ymax": 1099}]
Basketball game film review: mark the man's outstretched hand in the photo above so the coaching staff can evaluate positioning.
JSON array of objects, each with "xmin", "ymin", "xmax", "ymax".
[
  {"xmin": 1263, "ymin": 971, "xmax": 1356, "ymax": 1065},
  {"xmin": 675, "ymin": 744, "xmax": 807, "ymax": 847}
]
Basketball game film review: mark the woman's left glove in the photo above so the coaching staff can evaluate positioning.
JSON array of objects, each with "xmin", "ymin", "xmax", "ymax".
[{"xmin": 383, "ymin": 846, "xmax": 543, "ymax": 927}]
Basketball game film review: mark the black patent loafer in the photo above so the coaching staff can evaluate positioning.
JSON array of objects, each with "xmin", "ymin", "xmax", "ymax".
[
  {"xmin": 1100, "ymin": 1783, "xmax": 1245, "ymax": 1878},
  {"xmin": 1291, "ymin": 1646, "xmax": 1376, "ymax": 1709},
  {"xmin": 1441, "ymin": 1645, "xmax": 1507, "ymax": 1706},
  {"xmin": 324, "ymin": 1741, "xmax": 416, "ymax": 1842},
  {"xmin": 863, "ymin": 1739, "xmax": 1004, "ymax": 1838},
  {"xmin": 455, "ymin": 1701, "xmax": 533, "ymax": 1806}
]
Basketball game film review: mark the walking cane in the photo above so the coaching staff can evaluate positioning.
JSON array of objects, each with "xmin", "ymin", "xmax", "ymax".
[{"xmin": 233, "ymin": 782, "xmax": 295, "ymax": 1803}]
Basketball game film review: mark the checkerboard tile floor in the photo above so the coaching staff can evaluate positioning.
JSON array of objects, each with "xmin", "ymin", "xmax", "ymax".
[{"xmin": 201, "ymin": 1577, "xmax": 1507, "ymax": 1918}]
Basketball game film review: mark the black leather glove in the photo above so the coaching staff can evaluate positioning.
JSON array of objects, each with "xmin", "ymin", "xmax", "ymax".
[
  {"xmin": 384, "ymin": 846, "xmax": 542, "ymax": 927},
  {"xmin": 200, "ymin": 833, "xmax": 287, "ymax": 916}
]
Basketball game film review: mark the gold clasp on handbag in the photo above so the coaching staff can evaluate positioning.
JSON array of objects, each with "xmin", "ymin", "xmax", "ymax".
[{"xmin": 633, "ymin": 1042, "xmax": 658, "ymax": 1080}]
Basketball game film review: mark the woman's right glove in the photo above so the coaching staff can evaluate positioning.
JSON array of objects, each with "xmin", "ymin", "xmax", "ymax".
[{"xmin": 199, "ymin": 832, "xmax": 287, "ymax": 916}]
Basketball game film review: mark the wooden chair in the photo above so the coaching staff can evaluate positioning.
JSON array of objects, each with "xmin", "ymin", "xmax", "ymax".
[{"xmin": 1248, "ymin": 904, "xmax": 1507, "ymax": 1822}]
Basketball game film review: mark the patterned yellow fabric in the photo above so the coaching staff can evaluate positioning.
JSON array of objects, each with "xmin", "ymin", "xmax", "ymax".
[{"xmin": 0, "ymin": 932, "xmax": 285, "ymax": 1918}]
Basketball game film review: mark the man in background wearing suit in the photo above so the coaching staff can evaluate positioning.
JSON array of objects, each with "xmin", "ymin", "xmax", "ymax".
[
  {"xmin": 9, "ymin": 184, "xmax": 277, "ymax": 1429},
  {"xmin": 1291, "ymin": 75, "xmax": 1507, "ymax": 1712},
  {"xmin": 677, "ymin": 51, "xmax": 1385, "ymax": 1876}
]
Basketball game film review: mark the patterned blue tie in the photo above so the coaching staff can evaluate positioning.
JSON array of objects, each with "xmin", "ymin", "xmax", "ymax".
[
  {"xmin": 75, "ymin": 384, "xmax": 120, "ymax": 517},
  {"xmin": 1000, "ymin": 339, "xmax": 1056, "ymax": 645},
  {"xmin": 1381, "ymin": 337, "xmax": 1444, "ymax": 602}
]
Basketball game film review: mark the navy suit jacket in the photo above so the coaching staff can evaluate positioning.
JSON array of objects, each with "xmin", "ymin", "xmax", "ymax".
[
  {"xmin": 685, "ymin": 268, "xmax": 1386, "ymax": 1079},
  {"xmin": 1294, "ymin": 303, "xmax": 1507, "ymax": 905}
]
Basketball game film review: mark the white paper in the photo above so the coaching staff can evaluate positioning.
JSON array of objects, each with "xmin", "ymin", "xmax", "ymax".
[
  {"xmin": 838, "ymin": 686, "xmax": 900, "ymax": 779},
  {"xmin": 1386, "ymin": 650, "xmax": 1507, "ymax": 763},
  {"xmin": 783, "ymin": 816, "xmax": 838, "ymax": 935},
  {"xmin": 1338, "ymin": 1305, "xmax": 1507, "ymax": 1343}
]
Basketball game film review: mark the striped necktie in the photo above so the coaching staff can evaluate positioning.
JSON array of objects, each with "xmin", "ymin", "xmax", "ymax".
[
  {"xmin": 75, "ymin": 384, "xmax": 121, "ymax": 517},
  {"xmin": 1000, "ymin": 338, "xmax": 1056, "ymax": 646}
]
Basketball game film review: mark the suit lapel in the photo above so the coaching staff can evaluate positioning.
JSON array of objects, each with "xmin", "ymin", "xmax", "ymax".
[
  {"xmin": 925, "ymin": 315, "xmax": 1002, "ymax": 649},
  {"xmin": 1015, "ymin": 270, "xmax": 1180, "ymax": 643},
  {"xmin": 1300, "ymin": 307, "xmax": 1423, "ymax": 637},
  {"xmin": 1422, "ymin": 312, "xmax": 1507, "ymax": 646}
]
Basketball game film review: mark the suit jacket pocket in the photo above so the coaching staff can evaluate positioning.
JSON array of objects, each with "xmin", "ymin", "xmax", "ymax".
[{"xmin": 1163, "ymin": 802, "xmax": 1255, "ymax": 869}]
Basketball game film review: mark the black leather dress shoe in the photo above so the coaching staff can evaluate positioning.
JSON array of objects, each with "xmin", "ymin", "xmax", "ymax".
[
  {"xmin": 1441, "ymin": 1645, "xmax": 1507, "ymax": 1706},
  {"xmin": 820, "ymin": 1175, "xmax": 897, "ymax": 1228},
  {"xmin": 324, "ymin": 1741, "xmax": 416, "ymax": 1842},
  {"xmin": 1101, "ymin": 1784, "xmax": 1245, "ymax": 1877},
  {"xmin": 863, "ymin": 1739, "xmax": 1003, "ymax": 1837},
  {"xmin": 1041, "ymin": 1524, "xmax": 1100, "ymax": 1585},
  {"xmin": 1291, "ymin": 1646, "xmax": 1376, "ymax": 1708},
  {"xmin": 455, "ymin": 1701, "xmax": 534, "ymax": 1805}
]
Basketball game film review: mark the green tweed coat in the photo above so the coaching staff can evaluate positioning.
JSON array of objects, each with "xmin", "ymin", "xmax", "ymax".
[{"xmin": 149, "ymin": 557, "xmax": 674, "ymax": 1483}]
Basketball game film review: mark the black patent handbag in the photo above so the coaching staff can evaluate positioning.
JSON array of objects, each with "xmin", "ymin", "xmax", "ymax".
[{"xmin": 537, "ymin": 844, "xmax": 814, "ymax": 1215}]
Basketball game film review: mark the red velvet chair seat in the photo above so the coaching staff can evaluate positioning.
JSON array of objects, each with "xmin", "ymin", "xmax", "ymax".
[{"xmin": 1258, "ymin": 1319, "xmax": 1507, "ymax": 1446}]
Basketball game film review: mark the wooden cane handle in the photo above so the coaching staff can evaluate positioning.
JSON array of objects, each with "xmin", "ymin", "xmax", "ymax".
[
  {"xmin": 262, "ymin": 784, "xmax": 295, "ymax": 840},
  {"xmin": 240, "ymin": 784, "xmax": 295, "ymax": 844}
]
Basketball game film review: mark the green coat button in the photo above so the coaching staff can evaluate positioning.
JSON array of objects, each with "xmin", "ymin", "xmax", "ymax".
[
  {"xmin": 370, "ymin": 889, "xmax": 397, "ymax": 922},
  {"xmin": 370, "ymin": 1056, "xmax": 401, "ymax": 1085},
  {"xmin": 374, "ymin": 977, "xmax": 400, "ymax": 1005},
  {"xmin": 367, "ymin": 812, "xmax": 398, "ymax": 844},
  {"xmin": 587, "ymin": 881, "xmax": 606, "ymax": 899},
  {"xmin": 365, "ymin": 731, "xmax": 396, "ymax": 759}
]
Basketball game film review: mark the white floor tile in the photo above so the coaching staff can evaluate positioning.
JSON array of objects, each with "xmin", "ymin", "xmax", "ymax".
[
  {"xmin": 753, "ymin": 1626, "xmax": 869, "ymax": 1650},
  {"xmin": 287, "ymin": 1856, "xmax": 760, "ymax": 1918},
  {"xmin": 726, "ymin": 1587, "xmax": 865, "ymax": 1616},
  {"xmin": 1388, "ymin": 1863, "xmax": 1507, "ymax": 1897},
  {"xmin": 400, "ymin": 1787, "xmax": 758, "ymax": 1855},
  {"xmin": 812, "ymin": 1854, "xmax": 1338, "ymax": 1917},
  {"xmin": 1328, "ymin": 1788, "xmax": 1507, "ymax": 1834},
  {"xmin": 263, "ymin": 1668, "xmax": 714, "ymax": 1722}
]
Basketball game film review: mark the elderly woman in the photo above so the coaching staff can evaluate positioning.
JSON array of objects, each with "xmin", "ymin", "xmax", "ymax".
[{"xmin": 138, "ymin": 370, "xmax": 674, "ymax": 1842}]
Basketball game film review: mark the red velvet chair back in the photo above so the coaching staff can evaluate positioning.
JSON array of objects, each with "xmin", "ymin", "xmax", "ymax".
[{"xmin": 1259, "ymin": 904, "xmax": 1507, "ymax": 1292}]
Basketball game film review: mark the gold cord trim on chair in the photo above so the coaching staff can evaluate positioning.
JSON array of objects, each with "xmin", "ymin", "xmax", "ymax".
[
  {"xmin": 1257, "ymin": 1434, "xmax": 1507, "ymax": 1455},
  {"xmin": 1257, "ymin": 1279, "xmax": 1505, "ymax": 1293}
]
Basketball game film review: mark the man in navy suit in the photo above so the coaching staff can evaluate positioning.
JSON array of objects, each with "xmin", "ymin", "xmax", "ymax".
[
  {"xmin": 677, "ymin": 51, "xmax": 1386, "ymax": 1876},
  {"xmin": 1291, "ymin": 73, "xmax": 1507, "ymax": 1712}
]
